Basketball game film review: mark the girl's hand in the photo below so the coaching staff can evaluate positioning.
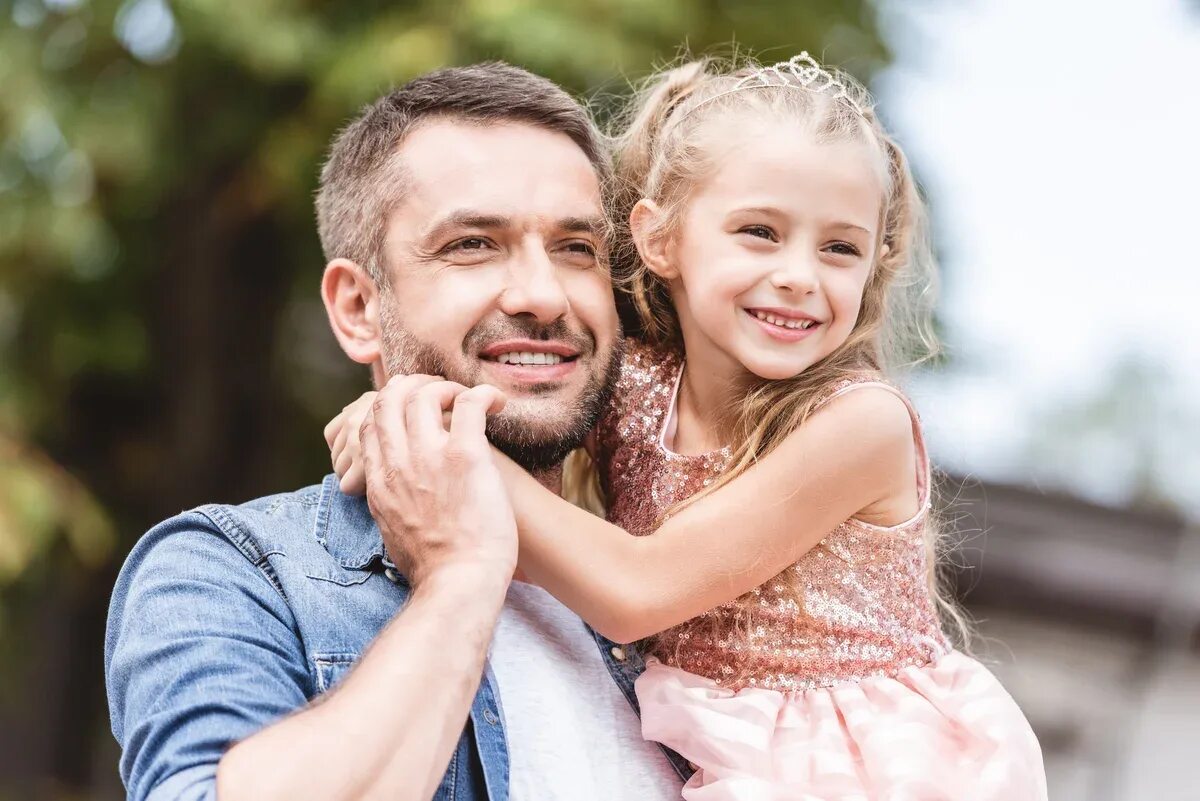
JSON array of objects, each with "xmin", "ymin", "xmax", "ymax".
[{"xmin": 324, "ymin": 390, "xmax": 380, "ymax": 495}]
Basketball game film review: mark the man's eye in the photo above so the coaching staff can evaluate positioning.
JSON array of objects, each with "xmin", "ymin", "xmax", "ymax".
[
  {"xmin": 451, "ymin": 237, "xmax": 490, "ymax": 251},
  {"xmin": 565, "ymin": 241, "xmax": 596, "ymax": 255},
  {"xmin": 738, "ymin": 225, "xmax": 777, "ymax": 242}
]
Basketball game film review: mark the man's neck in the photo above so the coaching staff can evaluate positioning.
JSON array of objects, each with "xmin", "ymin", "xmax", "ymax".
[{"xmin": 530, "ymin": 463, "xmax": 564, "ymax": 496}]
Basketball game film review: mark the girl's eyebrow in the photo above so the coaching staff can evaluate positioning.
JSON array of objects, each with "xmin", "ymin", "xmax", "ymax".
[
  {"xmin": 830, "ymin": 221, "xmax": 873, "ymax": 236},
  {"xmin": 729, "ymin": 205, "xmax": 784, "ymax": 218},
  {"xmin": 730, "ymin": 207, "xmax": 873, "ymax": 236}
]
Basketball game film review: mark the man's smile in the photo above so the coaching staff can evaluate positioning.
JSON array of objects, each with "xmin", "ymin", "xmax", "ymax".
[{"xmin": 478, "ymin": 338, "xmax": 582, "ymax": 385}]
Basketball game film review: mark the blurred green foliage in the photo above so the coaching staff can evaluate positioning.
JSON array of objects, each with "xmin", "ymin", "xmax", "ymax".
[{"xmin": 0, "ymin": 0, "xmax": 886, "ymax": 795}]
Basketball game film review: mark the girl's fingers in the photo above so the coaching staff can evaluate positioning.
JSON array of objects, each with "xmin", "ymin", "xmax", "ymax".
[
  {"xmin": 323, "ymin": 409, "xmax": 345, "ymax": 449},
  {"xmin": 330, "ymin": 416, "xmax": 350, "ymax": 471},
  {"xmin": 326, "ymin": 390, "xmax": 376, "ymax": 463},
  {"xmin": 339, "ymin": 461, "xmax": 366, "ymax": 496},
  {"xmin": 334, "ymin": 443, "xmax": 355, "ymax": 479},
  {"xmin": 359, "ymin": 405, "xmax": 382, "ymax": 497}
]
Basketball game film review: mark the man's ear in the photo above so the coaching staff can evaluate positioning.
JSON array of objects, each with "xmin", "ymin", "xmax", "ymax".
[
  {"xmin": 629, "ymin": 199, "xmax": 678, "ymax": 281},
  {"xmin": 322, "ymin": 258, "xmax": 383, "ymax": 367}
]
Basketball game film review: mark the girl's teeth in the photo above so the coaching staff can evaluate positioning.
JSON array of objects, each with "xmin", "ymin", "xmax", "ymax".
[
  {"xmin": 496, "ymin": 352, "xmax": 564, "ymax": 365},
  {"xmin": 752, "ymin": 311, "xmax": 816, "ymax": 330}
]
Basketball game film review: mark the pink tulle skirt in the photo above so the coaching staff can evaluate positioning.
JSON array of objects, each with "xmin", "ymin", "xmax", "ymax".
[{"xmin": 636, "ymin": 650, "xmax": 1048, "ymax": 801}]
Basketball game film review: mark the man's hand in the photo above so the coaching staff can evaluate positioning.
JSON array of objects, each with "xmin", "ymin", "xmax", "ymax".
[{"xmin": 359, "ymin": 375, "xmax": 515, "ymax": 588}]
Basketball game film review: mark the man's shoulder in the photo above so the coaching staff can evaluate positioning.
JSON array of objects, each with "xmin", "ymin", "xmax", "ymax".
[
  {"xmin": 128, "ymin": 479, "xmax": 335, "ymax": 578},
  {"xmin": 194, "ymin": 481, "xmax": 328, "ymax": 558}
]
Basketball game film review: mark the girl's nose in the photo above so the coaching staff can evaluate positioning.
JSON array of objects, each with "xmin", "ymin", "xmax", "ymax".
[{"xmin": 770, "ymin": 256, "xmax": 819, "ymax": 294}]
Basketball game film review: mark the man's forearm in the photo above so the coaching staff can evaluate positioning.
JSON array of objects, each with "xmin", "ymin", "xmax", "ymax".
[{"xmin": 217, "ymin": 565, "xmax": 510, "ymax": 801}]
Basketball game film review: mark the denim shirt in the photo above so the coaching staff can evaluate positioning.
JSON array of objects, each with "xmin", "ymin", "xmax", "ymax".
[{"xmin": 104, "ymin": 474, "xmax": 691, "ymax": 801}]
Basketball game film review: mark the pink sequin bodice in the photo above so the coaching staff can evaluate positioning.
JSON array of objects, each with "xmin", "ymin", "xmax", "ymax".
[{"xmin": 594, "ymin": 340, "xmax": 951, "ymax": 692}]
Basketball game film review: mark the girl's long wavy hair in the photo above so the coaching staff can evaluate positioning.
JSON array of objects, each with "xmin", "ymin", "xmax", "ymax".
[{"xmin": 565, "ymin": 54, "xmax": 970, "ymax": 652}]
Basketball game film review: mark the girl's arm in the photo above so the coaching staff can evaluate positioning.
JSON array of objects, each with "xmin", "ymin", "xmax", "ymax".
[{"xmin": 497, "ymin": 386, "xmax": 919, "ymax": 644}]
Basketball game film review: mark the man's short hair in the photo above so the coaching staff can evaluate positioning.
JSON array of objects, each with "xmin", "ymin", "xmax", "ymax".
[{"xmin": 315, "ymin": 62, "xmax": 610, "ymax": 284}]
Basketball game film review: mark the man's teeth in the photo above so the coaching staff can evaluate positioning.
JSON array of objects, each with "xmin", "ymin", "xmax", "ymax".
[
  {"xmin": 495, "ymin": 351, "xmax": 565, "ymax": 366},
  {"xmin": 751, "ymin": 311, "xmax": 816, "ymax": 330}
]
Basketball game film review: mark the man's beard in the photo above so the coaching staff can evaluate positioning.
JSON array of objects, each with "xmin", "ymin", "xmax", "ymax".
[{"xmin": 379, "ymin": 304, "xmax": 621, "ymax": 472}]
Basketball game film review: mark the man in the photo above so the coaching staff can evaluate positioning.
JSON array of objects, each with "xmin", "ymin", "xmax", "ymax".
[{"xmin": 104, "ymin": 63, "xmax": 688, "ymax": 801}]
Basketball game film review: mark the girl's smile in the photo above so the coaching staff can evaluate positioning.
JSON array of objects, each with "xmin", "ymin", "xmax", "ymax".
[{"xmin": 743, "ymin": 307, "xmax": 824, "ymax": 342}]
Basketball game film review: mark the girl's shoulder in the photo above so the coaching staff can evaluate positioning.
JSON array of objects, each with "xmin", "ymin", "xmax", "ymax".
[
  {"xmin": 813, "ymin": 373, "xmax": 917, "ymax": 418},
  {"xmin": 612, "ymin": 337, "xmax": 683, "ymax": 409},
  {"xmin": 806, "ymin": 373, "xmax": 931, "ymax": 513},
  {"xmin": 592, "ymin": 337, "xmax": 682, "ymax": 467}
]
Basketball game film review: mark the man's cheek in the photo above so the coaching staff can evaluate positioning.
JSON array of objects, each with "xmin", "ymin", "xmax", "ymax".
[{"xmin": 569, "ymin": 284, "xmax": 618, "ymax": 345}]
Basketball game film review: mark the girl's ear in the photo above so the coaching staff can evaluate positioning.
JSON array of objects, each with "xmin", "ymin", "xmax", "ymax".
[{"xmin": 629, "ymin": 199, "xmax": 679, "ymax": 281}]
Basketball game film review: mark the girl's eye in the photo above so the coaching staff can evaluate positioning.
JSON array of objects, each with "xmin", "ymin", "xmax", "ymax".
[
  {"xmin": 738, "ymin": 225, "xmax": 778, "ymax": 242},
  {"xmin": 826, "ymin": 241, "xmax": 862, "ymax": 257}
]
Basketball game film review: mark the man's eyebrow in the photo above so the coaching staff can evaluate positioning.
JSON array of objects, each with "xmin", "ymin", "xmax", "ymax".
[
  {"xmin": 421, "ymin": 210, "xmax": 511, "ymax": 241},
  {"xmin": 557, "ymin": 215, "xmax": 607, "ymax": 237}
]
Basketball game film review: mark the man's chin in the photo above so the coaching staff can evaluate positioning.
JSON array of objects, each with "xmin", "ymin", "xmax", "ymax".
[
  {"xmin": 486, "ymin": 419, "xmax": 588, "ymax": 472},
  {"xmin": 483, "ymin": 400, "xmax": 597, "ymax": 472},
  {"xmin": 489, "ymin": 437, "xmax": 580, "ymax": 474}
]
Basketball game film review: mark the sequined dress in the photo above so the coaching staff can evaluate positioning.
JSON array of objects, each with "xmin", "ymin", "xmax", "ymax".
[{"xmin": 593, "ymin": 339, "xmax": 1047, "ymax": 801}]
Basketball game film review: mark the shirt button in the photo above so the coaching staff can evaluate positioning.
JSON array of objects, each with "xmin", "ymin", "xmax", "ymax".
[
  {"xmin": 483, "ymin": 709, "xmax": 499, "ymax": 725},
  {"xmin": 384, "ymin": 567, "xmax": 401, "ymax": 584},
  {"xmin": 610, "ymin": 646, "xmax": 626, "ymax": 662}
]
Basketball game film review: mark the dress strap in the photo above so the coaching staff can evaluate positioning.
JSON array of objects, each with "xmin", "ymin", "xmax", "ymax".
[{"xmin": 814, "ymin": 379, "xmax": 931, "ymax": 507}]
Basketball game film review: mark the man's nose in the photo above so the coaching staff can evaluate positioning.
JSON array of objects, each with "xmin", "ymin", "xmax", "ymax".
[
  {"xmin": 498, "ymin": 245, "xmax": 570, "ymax": 323},
  {"xmin": 770, "ymin": 253, "xmax": 820, "ymax": 295}
]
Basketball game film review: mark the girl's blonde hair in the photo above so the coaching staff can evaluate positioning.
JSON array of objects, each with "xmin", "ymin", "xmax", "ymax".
[{"xmin": 588, "ymin": 54, "xmax": 970, "ymax": 651}]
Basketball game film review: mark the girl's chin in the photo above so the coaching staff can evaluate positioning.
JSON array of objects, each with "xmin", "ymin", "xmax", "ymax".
[{"xmin": 741, "ymin": 356, "xmax": 813, "ymax": 382}]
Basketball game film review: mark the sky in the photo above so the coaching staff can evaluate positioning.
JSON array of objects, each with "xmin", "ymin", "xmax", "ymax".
[{"xmin": 873, "ymin": 0, "xmax": 1200, "ymax": 517}]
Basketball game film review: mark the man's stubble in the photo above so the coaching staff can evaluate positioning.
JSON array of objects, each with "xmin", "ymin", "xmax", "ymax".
[{"xmin": 377, "ymin": 295, "xmax": 622, "ymax": 472}]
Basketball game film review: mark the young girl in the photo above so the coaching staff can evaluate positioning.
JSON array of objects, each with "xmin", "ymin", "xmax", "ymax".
[{"xmin": 330, "ymin": 54, "xmax": 1047, "ymax": 800}]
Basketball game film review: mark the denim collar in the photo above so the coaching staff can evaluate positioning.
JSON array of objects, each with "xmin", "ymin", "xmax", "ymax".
[{"xmin": 313, "ymin": 474, "xmax": 397, "ymax": 572}]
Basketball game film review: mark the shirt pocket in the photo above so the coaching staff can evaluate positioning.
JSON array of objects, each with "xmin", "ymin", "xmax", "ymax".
[
  {"xmin": 311, "ymin": 652, "xmax": 360, "ymax": 694},
  {"xmin": 302, "ymin": 565, "xmax": 375, "ymax": 587}
]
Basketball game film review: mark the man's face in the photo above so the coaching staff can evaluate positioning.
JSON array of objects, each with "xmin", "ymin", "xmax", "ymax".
[{"xmin": 376, "ymin": 119, "xmax": 621, "ymax": 471}]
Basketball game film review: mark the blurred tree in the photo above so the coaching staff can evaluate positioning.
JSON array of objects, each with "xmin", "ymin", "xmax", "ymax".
[
  {"xmin": 1024, "ymin": 354, "xmax": 1200, "ymax": 520},
  {"xmin": 0, "ymin": 0, "xmax": 887, "ymax": 796}
]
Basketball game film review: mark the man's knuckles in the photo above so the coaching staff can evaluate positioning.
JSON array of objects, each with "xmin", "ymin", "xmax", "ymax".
[{"xmin": 442, "ymin": 442, "xmax": 479, "ymax": 468}]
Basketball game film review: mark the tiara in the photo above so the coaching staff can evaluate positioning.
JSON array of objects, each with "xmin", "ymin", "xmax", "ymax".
[{"xmin": 676, "ymin": 52, "xmax": 866, "ymax": 122}]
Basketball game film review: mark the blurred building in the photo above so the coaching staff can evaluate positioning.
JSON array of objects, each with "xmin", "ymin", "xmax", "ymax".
[{"xmin": 942, "ymin": 477, "xmax": 1198, "ymax": 801}]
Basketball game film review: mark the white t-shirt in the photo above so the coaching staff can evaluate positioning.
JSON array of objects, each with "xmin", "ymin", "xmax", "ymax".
[{"xmin": 488, "ymin": 580, "xmax": 683, "ymax": 800}]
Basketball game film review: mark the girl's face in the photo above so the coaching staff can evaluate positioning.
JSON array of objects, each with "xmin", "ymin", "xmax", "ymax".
[{"xmin": 647, "ymin": 121, "xmax": 884, "ymax": 382}]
